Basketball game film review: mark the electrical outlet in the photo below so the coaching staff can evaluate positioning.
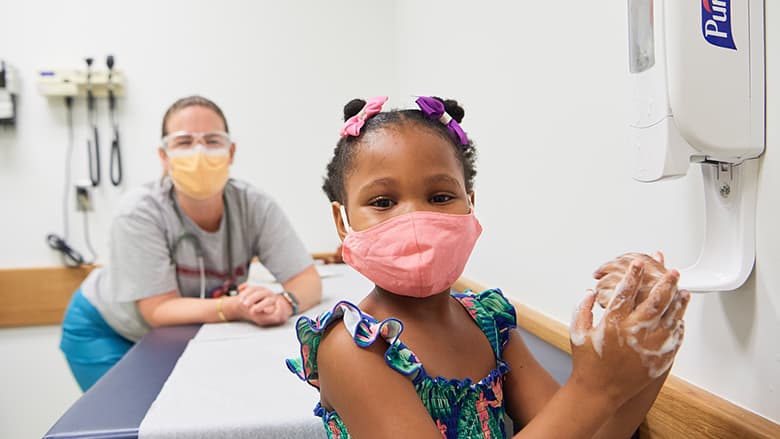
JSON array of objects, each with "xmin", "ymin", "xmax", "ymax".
[{"xmin": 75, "ymin": 183, "xmax": 92, "ymax": 212}]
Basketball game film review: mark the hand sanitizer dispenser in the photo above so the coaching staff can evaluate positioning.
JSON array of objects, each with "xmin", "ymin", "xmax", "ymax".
[{"xmin": 627, "ymin": 0, "xmax": 765, "ymax": 292}]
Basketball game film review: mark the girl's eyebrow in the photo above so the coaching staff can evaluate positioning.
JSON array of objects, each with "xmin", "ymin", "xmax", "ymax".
[
  {"xmin": 424, "ymin": 174, "xmax": 462, "ymax": 187},
  {"xmin": 358, "ymin": 177, "xmax": 396, "ymax": 193}
]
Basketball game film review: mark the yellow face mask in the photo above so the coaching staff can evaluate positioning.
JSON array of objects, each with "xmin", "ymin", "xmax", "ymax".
[{"xmin": 168, "ymin": 146, "xmax": 230, "ymax": 199}]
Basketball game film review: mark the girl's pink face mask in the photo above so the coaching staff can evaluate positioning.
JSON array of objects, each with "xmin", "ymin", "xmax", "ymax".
[{"xmin": 340, "ymin": 206, "xmax": 483, "ymax": 298}]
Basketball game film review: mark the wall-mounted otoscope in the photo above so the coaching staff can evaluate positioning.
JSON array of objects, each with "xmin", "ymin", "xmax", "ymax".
[
  {"xmin": 107, "ymin": 55, "xmax": 122, "ymax": 186},
  {"xmin": 37, "ymin": 56, "xmax": 127, "ymax": 266},
  {"xmin": 85, "ymin": 57, "xmax": 101, "ymax": 187}
]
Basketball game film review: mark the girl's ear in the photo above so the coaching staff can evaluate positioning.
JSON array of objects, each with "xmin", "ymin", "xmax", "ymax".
[
  {"xmin": 331, "ymin": 201, "xmax": 348, "ymax": 241},
  {"xmin": 468, "ymin": 191, "xmax": 476, "ymax": 209}
]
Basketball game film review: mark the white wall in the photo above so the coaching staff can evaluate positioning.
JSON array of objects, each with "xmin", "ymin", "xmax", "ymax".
[
  {"xmin": 395, "ymin": 0, "xmax": 780, "ymax": 424},
  {"xmin": 0, "ymin": 0, "xmax": 399, "ymax": 268},
  {"xmin": 0, "ymin": 326, "xmax": 81, "ymax": 437},
  {"xmin": 0, "ymin": 1, "xmax": 398, "ymax": 438},
  {"xmin": 2, "ymin": 1, "xmax": 779, "ymax": 437}
]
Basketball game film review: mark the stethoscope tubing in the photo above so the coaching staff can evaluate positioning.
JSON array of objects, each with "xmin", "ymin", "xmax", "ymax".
[
  {"xmin": 168, "ymin": 187, "xmax": 233, "ymax": 299},
  {"xmin": 108, "ymin": 76, "xmax": 122, "ymax": 186},
  {"xmin": 85, "ymin": 57, "xmax": 101, "ymax": 187}
]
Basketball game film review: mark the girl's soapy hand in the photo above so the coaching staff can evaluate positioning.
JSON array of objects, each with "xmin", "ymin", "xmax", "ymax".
[
  {"xmin": 593, "ymin": 252, "xmax": 666, "ymax": 308},
  {"xmin": 569, "ymin": 260, "xmax": 690, "ymax": 408}
]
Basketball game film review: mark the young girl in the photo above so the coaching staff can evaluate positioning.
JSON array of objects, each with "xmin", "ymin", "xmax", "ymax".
[{"xmin": 287, "ymin": 96, "xmax": 690, "ymax": 438}]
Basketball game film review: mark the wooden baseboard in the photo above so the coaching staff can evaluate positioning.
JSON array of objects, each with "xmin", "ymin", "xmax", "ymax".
[
  {"xmin": 643, "ymin": 375, "xmax": 780, "ymax": 438},
  {"xmin": 0, "ymin": 252, "xmax": 345, "ymax": 328},
  {"xmin": 0, "ymin": 265, "xmax": 97, "ymax": 327},
  {"xmin": 311, "ymin": 251, "xmax": 342, "ymax": 264},
  {"xmin": 453, "ymin": 277, "xmax": 780, "ymax": 439}
]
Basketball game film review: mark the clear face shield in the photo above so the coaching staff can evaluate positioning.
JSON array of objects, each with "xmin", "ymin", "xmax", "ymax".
[{"xmin": 161, "ymin": 131, "xmax": 232, "ymax": 157}]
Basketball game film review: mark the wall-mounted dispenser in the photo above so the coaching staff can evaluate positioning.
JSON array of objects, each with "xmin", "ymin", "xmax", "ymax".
[{"xmin": 627, "ymin": 0, "xmax": 765, "ymax": 292}]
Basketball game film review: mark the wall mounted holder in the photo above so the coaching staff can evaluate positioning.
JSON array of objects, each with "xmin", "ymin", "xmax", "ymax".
[
  {"xmin": 627, "ymin": 0, "xmax": 765, "ymax": 292},
  {"xmin": 36, "ymin": 68, "xmax": 125, "ymax": 98}
]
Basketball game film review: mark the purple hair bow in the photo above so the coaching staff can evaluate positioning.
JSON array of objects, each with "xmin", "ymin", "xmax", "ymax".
[{"xmin": 415, "ymin": 96, "xmax": 469, "ymax": 146}]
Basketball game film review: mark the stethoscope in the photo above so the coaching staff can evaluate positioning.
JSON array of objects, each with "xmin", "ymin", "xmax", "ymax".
[
  {"xmin": 168, "ymin": 187, "xmax": 236, "ymax": 299},
  {"xmin": 85, "ymin": 57, "xmax": 101, "ymax": 187},
  {"xmin": 107, "ymin": 55, "xmax": 122, "ymax": 186}
]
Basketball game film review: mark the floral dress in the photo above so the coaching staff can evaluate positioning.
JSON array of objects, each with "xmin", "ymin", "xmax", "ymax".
[{"xmin": 286, "ymin": 289, "xmax": 517, "ymax": 439}]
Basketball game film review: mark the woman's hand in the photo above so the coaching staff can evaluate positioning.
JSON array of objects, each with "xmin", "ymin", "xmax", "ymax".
[
  {"xmin": 593, "ymin": 252, "xmax": 667, "ymax": 308},
  {"xmin": 569, "ymin": 260, "xmax": 690, "ymax": 408},
  {"xmin": 229, "ymin": 283, "xmax": 293, "ymax": 326}
]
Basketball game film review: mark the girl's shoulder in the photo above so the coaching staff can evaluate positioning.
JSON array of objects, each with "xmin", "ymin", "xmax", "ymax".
[
  {"xmin": 286, "ymin": 289, "xmax": 519, "ymax": 390},
  {"xmin": 452, "ymin": 288, "xmax": 517, "ymax": 332},
  {"xmin": 286, "ymin": 301, "xmax": 421, "ymax": 389},
  {"xmin": 452, "ymin": 288, "xmax": 518, "ymax": 355}
]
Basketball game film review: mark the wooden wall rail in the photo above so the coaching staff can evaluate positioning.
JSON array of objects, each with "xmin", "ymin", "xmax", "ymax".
[
  {"xmin": 0, "ymin": 265, "xmax": 96, "ymax": 327},
  {"xmin": 0, "ymin": 253, "xmax": 342, "ymax": 328},
  {"xmin": 2, "ymin": 265, "xmax": 778, "ymax": 437},
  {"xmin": 453, "ymin": 278, "xmax": 780, "ymax": 439}
]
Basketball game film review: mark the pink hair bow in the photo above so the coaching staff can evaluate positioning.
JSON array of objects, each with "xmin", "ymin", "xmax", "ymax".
[{"xmin": 339, "ymin": 96, "xmax": 388, "ymax": 137}]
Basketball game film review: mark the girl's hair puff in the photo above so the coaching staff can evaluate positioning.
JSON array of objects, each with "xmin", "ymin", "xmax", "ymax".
[{"xmin": 322, "ymin": 97, "xmax": 477, "ymax": 204}]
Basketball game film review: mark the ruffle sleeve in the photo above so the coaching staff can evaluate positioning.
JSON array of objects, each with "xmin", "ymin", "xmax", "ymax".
[{"xmin": 285, "ymin": 300, "xmax": 425, "ymax": 389}]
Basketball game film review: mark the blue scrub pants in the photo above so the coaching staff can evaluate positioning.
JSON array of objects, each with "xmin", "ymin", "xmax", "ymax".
[{"xmin": 60, "ymin": 289, "xmax": 134, "ymax": 391}]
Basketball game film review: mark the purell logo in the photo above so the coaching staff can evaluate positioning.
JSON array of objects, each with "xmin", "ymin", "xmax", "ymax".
[{"xmin": 702, "ymin": 0, "xmax": 736, "ymax": 50}]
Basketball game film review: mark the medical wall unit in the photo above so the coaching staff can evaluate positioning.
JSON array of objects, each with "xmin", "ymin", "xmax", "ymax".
[
  {"xmin": 627, "ymin": 0, "xmax": 765, "ymax": 292},
  {"xmin": 36, "ymin": 65, "xmax": 125, "ymax": 98},
  {"xmin": 40, "ymin": 56, "xmax": 125, "ymax": 266},
  {"xmin": 38, "ymin": 56, "xmax": 125, "ymax": 188}
]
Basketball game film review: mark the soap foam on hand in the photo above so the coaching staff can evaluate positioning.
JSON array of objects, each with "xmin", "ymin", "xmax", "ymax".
[{"xmin": 570, "ymin": 290, "xmax": 597, "ymax": 347}]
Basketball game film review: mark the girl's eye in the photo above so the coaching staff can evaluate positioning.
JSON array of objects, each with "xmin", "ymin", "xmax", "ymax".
[
  {"xmin": 370, "ymin": 198, "xmax": 394, "ymax": 209},
  {"xmin": 431, "ymin": 194, "xmax": 453, "ymax": 203}
]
